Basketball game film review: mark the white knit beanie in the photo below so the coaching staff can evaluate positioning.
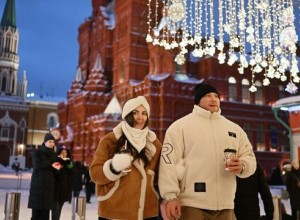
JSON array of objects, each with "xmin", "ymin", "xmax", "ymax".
[{"xmin": 122, "ymin": 96, "xmax": 150, "ymax": 119}]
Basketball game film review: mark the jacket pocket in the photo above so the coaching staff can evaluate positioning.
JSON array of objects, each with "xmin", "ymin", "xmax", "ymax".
[{"xmin": 97, "ymin": 179, "xmax": 120, "ymax": 201}]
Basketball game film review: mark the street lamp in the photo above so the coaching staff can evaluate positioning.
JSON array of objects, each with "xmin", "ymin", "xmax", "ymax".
[{"xmin": 19, "ymin": 144, "xmax": 24, "ymax": 156}]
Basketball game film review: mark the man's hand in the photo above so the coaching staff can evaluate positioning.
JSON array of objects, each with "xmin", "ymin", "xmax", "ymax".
[
  {"xmin": 225, "ymin": 156, "xmax": 243, "ymax": 174},
  {"xmin": 165, "ymin": 199, "xmax": 181, "ymax": 220},
  {"xmin": 160, "ymin": 200, "xmax": 170, "ymax": 220}
]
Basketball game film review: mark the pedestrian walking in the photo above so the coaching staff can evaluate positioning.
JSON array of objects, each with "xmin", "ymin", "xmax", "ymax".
[
  {"xmin": 72, "ymin": 161, "xmax": 84, "ymax": 198},
  {"xmin": 52, "ymin": 146, "xmax": 73, "ymax": 220},
  {"xmin": 90, "ymin": 96, "xmax": 162, "ymax": 220},
  {"xmin": 285, "ymin": 160, "xmax": 300, "ymax": 220},
  {"xmin": 234, "ymin": 162, "xmax": 274, "ymax": 220},
  {"xmin": 28, "ymin": 133, "xmax": 61, "ymax": 220},
  {"xmin": 83, "ymin": 165, "xmax": 95, "ymax": 204},
  {"xmin": 158, "ymin": 83, "xmax": 256, "ymax": 220}
]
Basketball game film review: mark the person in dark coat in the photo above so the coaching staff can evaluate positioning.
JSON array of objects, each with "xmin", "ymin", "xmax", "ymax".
[
  {"xmin": 83, "ymin": 165, "xmax": 95, "ymax": 203},
  {"xmin": 268, "ymin": 165, "xmax": 284, "ymax": 185},
  {"xmin": 285, "ymin": 160, "xmax": 300, "ymax": 220},
  {"xmin": 234, "ymin": 162, "xmax": 274, "ymax": 220},
  {"xmin": 72, "ymin": 161, "xmax": 84, "ymax": 197},
  {"xmin": 52, "ymin": 146, "xmax": 73, "ymax": 220},
  {"xmin": 28, "ymin": 133, "xmax": 61, "ymax": 220}
]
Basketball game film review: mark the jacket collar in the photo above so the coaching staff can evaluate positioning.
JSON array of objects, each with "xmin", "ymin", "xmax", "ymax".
[{"xmin": 192, "ymin": 105, "xmax": 221, "ymax": 119}]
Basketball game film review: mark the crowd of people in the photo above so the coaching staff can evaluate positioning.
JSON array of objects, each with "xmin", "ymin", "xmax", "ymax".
[
  {"xmin": 27, "ymin": 83, "xmax": 300, "ymax": 220},
  {"xmin": 28, "ymin": 133, "xmax": 95, "ymax": 220}
]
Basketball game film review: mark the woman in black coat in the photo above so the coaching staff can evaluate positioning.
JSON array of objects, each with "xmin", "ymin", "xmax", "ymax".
[
  {"xmin": 234, "ymin": 162, "xmax": 274, "ymax": 220},
  {"xmin": 52, "ymin": 146, "xmax": 73, "ymax": 220},
  {"xmin": 285, "ymin": 160, "xmax": 300, "ymax": 220},
  {"xmin": 28, "ymin": 133, "xmax": 61, "ymax": 220}
]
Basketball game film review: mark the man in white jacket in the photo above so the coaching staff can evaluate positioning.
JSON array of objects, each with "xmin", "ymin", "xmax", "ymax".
[{"xmin": 158, "ymin": 83, "xmax": 256, "ymax": 220}]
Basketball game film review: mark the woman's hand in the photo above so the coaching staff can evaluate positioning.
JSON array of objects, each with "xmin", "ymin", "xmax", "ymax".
[
  {"xmin": 111, "ymin": 153, "xmax": 133, "ymax": 173},
  {"xmin": 52, "ymin": 162, "xmax": 61, "ymax": 170}
]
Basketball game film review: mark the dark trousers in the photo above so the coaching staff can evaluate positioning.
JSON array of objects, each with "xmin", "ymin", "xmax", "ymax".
[
  {"xmin": 51, "ymin": 200, "xmax": 65, "ymax": 220},
  {"xmin": 98, "ymin": 217, "xmax": 158, "ymax": 220},
  {"xmin": 31, "ymin": 209, "xmax": 50, "ymax": 220},
  {"xmin": 291, "ymin": 208, "xmax": 300, "ymax": 220},
  {"xmin": 73, "ymin": 190, "xmax": 80, "ymax": 197},
  {"xmin": 86, "ymin": 186, "xmax": 93, "ymax": 203}
]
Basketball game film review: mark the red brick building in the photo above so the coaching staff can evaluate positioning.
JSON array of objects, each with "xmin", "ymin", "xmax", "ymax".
[{"xmin": 57, "ymin": 0, "xmax": 298, "ymax": 177}]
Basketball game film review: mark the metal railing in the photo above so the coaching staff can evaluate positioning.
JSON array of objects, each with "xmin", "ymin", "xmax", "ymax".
[
  {"xmin": 4, "ymin": 191, "xmax": 21, "ymax": 220},
  {"xmin": 71, "ymin": 196, "xmax": 86, "ymax": 220},
  {"xmin": 273, "ymin": 196, "xmax": 282, "ymax": 220}
]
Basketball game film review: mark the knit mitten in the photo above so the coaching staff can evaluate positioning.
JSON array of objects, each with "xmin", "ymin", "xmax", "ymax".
[{"xmin": 111, "ymin": 153, "xmax": 133, "ymax": 173}]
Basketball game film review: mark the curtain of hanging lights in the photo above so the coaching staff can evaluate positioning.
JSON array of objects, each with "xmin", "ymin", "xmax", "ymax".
[{"xmin": 146, "ymin": 0, "xmax": 299, "ymax": 93}]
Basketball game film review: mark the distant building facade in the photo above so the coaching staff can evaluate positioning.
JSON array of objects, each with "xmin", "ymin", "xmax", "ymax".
[
  {"xmin": 58, "ymin": 0, "xmax": 298, "ymax": 176},
  {"xmin": 0, "ymin": 0, "xmax": 62, "ymax": 168},
  {"xmin": 0, "ymin": 0, "xmax": 28, "ymax": 166}
]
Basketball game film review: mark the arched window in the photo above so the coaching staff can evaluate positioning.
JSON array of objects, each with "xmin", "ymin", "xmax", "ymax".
[
  {"xmin": 242, "ymin": 79, "xmax": 250, "ymax": 104},
  {"xmin": 12, "ymin": 77, "xmax": 15, "ymax": 94},
  {"xmin": 1, "ymin": 75, "xmax": 7, "ymax": 92},
  {"xmin": 47, "ymin": 113, "xmax": 59, "ymax": 129},
  {"xmin": 256, "ymin": 124, "xmax": 265, "ymax": 151},
  {"xmin": 0, "ymin": 128, "xmax": 9, "ymax": 141},
  {"xmin": 279, "ymin": 85, "xmax": 285, "ymax": 99},
  {"xmin": 255, "ymin": 81, "xmax": 263, "ymax": 105},
  {"xmin": 228, "ymin": 77, "xmax": 237, "ymax": 101},
  {"xmin": 243, "ymin": 123, "xmax": 251, "ymax": 141}
]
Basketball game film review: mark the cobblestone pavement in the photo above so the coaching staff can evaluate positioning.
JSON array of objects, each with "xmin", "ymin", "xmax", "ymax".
[
  {"xmin": 0, "ymin": 168, "xmax": 292, "ymax": 219},
  {"xmin": 0, "ymin": 169, "xmax": 98, "ymax": 220}
]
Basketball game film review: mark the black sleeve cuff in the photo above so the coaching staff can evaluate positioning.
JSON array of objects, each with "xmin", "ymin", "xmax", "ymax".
[{"xmin": 110, "ymin": 162, "xmax": 121, "ymax": 175}]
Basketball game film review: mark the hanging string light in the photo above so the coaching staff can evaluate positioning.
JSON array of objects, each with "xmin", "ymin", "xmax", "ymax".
[{"xmin": 146, "ymin": 0, "xmax": 299, "ymax": 93}]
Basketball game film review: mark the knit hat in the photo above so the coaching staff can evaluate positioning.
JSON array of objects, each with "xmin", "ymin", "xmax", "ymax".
[
  {"xmin": 194, "ymin": 83, "xmax": 220, "ymax": 104},
  {"xmin": 57, "ymin": 146, "xmax": 68, "ymax": 154},
  {"xmin": 44, "ymin": 133, "xmax": 55, "ymax": 143},
  {"xmin": 122, "ymin": 96, "xmax": 150, "ymax": 119}
]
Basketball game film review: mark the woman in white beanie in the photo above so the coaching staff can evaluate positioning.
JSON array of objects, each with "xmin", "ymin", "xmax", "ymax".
[{"xmin": 90, "ymin": 96, "xmax": 162, "ymax": 220}]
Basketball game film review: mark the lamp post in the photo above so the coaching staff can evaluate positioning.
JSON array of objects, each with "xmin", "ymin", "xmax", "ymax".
[
  {"xmin": 271, "ymin": 107, "xmax": 293, "ymax": 159},
  {"xmin": 19, "ymin": 144, "xmax": 24, "ymax": 156}
]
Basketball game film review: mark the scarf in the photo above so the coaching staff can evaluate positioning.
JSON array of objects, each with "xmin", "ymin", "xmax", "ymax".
[{"xmin": 113, "ymin": 121, "xmax": 157, "ymax": 158}]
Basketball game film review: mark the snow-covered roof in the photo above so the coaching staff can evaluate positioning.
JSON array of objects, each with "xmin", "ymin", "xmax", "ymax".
[
  {"xmin": 104, "ymin": 95, "xmax": 122, "ymax": 115},
  {"xmin": 147, "ymin": 73, "xmax": 170, "ymax": 81},
  {"xmin": 92, "ymin": 54, "xmax": 104, "ymax": 72},
  {"xmin": 272, "ymin": 95, "xmax": 300, "ymax": 111},
  {"xmin": 173, "ymin": 74, "xmax": 203, "ymax": 84},
  {"xmin": 25, "ymin": 95, "xmax": 66, "ymax": 104},
  {"xmin": 128, "ymin": 79, "xmax": 143, "ymax": 86},
  {"xmin": 0, "ymin": 95, "xmax": 25, "ymax": 103},
  {"xmin": 147, "ymin": 73, "xmax": 203, "ymax": 84}
]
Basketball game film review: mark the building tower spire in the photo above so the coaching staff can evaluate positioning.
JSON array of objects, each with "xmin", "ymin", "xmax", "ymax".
[
  {"xmin": 1, "ymin": 0, "xmax": 17, "ymax": 28},
  {"xmin": 0, "ymin": 0, "xmax": 19, "ymax": 96}
]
